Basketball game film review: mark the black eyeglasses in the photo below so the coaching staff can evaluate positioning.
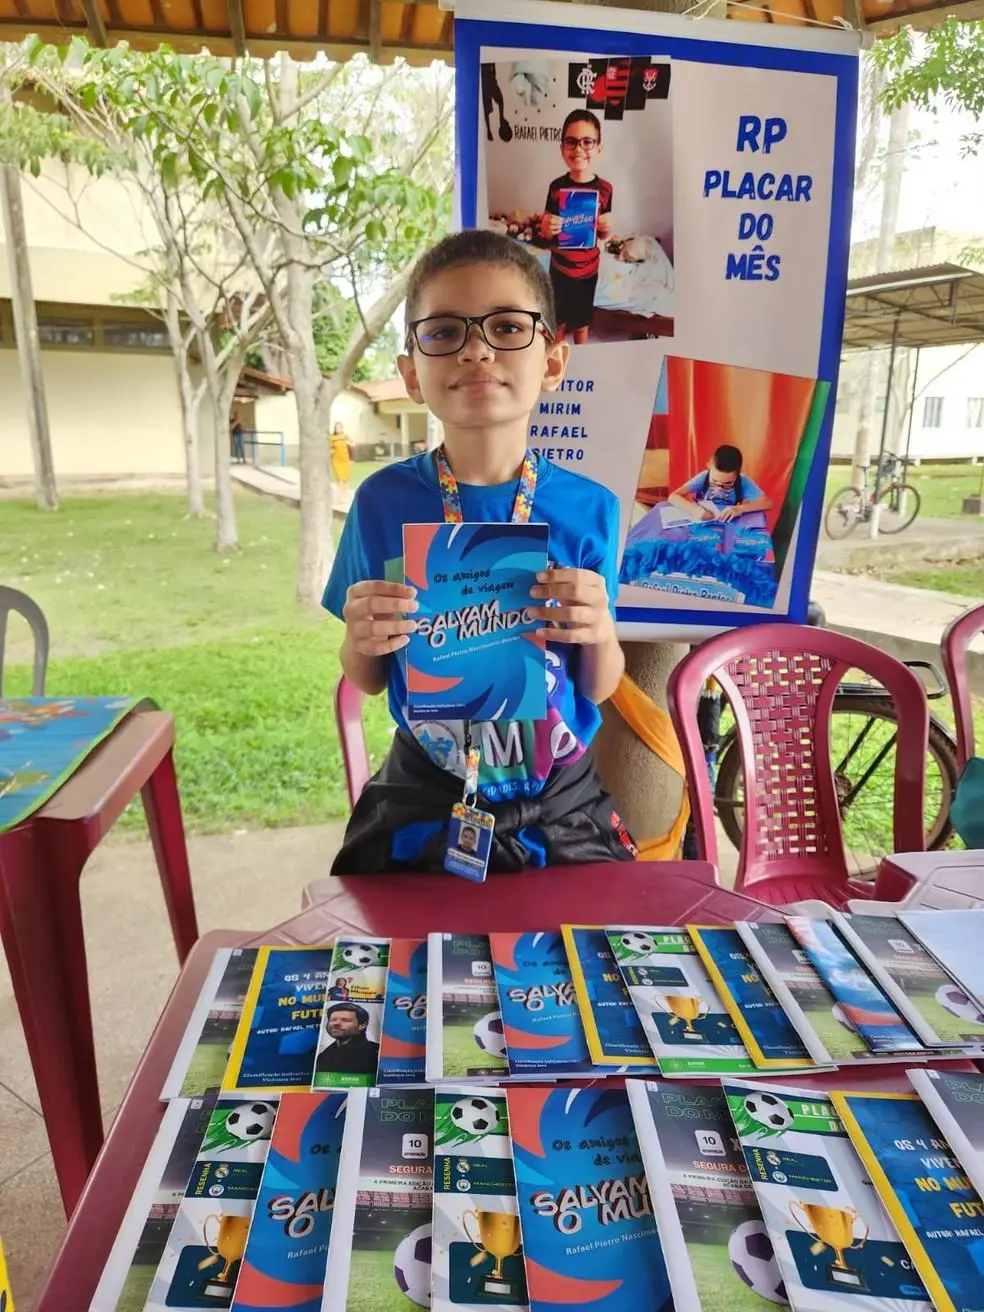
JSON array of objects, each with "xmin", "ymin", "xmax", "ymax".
[
  {"xmin": 562, "ymin": 136, "xmax": 599, "ymax": 151},
  {"xmin": 406, "ymin": 310, "xmax": 553, "ymax": 357}
]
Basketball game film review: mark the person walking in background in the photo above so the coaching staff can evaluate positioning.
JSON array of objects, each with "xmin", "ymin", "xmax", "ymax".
[
  {"xmin": 330, "ymin": 421, "xmax": 354, "ymax": 490},
  {"xmin": 230, "ymin": 411, "xmax": 246, "ymax": 464}
]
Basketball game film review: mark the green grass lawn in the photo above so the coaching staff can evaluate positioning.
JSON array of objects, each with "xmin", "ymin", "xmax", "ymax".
[
  {"xmin": 824, "ymin": 461, "xmax": 983, "ymax": 522},
  {"xmin": 867, "ymin": 561, "xmax": 984, "ymax": 597},
  {"xmin": 2, "ymin": 491, "xmax": 394, "ymax": 832}
]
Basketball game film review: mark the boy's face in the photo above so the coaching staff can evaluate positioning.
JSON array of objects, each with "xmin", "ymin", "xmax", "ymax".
[
  {"xmin": 460, "ymin": 827, "xmax": 478, "ymax": 853},
  {"xmin": 707, "ymin": 461, "xmax": 739, "ymax": 492},
  {"xmin": 398, "ymin": 263, "xmax": 568, "ymax": 431},
  {"xmin": 561, "ymin": 119, "xmax": 601, "ymax": 180}
]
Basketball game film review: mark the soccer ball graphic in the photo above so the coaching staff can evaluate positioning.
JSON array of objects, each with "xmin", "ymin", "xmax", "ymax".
[
  {"xmin": 341, "ymin": 942, "xmax": 379, "ymax": 970},
  {"xmin": 935, "ymin": 983, "xmax": 984, "ymax": 1025},
  {"xmin": 744, "ymin": 1092, "xmax": 792, "ymax": 1132},
  {"xmin": 619, "ymin": 931, "xmax": 655, "ymax": 957},
  {"xmin": 450, "ymin": 1096, "xmax": 500, "ymax": 1136},
  {"xmin": 728, "ymin": 1220, "xmax": 787, "ymax": 1304},
  {"xmin": 473, "ymin": 1012, "xmax": 507, "ymax": 1059},
  {"xmin": 394, "ymin": 1222, "xmax": 432, "ymax": 1308},
  {"xmin": 226, "ymin": 1102, "xmax": 277, "ymax": 1141}
]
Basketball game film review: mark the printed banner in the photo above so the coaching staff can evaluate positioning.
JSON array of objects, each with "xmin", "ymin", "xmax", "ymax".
[{"xmin": 455, "ymin": 0, "xmax": 859, "ymax": 636}]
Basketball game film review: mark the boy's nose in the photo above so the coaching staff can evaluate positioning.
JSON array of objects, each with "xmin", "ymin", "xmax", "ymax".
[{"xmin": 458, "ymin": 322, "xmax": 494, "ymax": 360}]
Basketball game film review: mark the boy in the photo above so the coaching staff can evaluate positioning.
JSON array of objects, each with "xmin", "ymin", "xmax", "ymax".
[
  {"xmin": 668, "ymin": 444, "xmax": 773, "ymax": 524},
  {"xmin": 323, "ymin": 229, "xmax": 635, "ymax": 875},
  {"xmin": 538, "ymin": 110, "xmax": 613, "ymax": 346}
]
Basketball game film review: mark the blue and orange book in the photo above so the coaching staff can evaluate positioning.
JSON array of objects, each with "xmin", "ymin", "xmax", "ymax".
[
  {"xmin": 557, "ymin": 188, "xmax": 600, "ymax": 250},
  {"xmin": 377, "ymin": 938, "xmax": 428, "ymax": 1085},
  {"xmin": 490, "ymin": 931, "xmax": 595, "ymax": 1078},
  {"xmin": 403, "ymin": 522, "xmax": 549, "ymax": 722}
]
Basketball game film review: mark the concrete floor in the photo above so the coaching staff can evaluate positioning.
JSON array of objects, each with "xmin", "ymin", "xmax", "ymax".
[{"xmin": 0, "ymin": 822, "xmax": 344, "ymax": 1311}]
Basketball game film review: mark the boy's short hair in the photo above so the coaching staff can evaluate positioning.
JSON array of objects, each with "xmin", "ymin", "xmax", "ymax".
[
  {"xmin": 711, "ymin": 444, "xmax": 743, "ymax": 474},
  {"xmin": 405, "ymin": 230, "xmax": 556, "ymax": 336},
  {"xmin": 562, "ymin": 108, "xmax": 603, "ymax": 142}
]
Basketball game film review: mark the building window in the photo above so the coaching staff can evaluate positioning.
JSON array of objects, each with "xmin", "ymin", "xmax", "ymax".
[
  {"xmin": 38, "ymin": 317, "xmax": 94, "ymax": 347},
  {"xmin": 922, "ymin": 396, "xmax": 944, "ymax": 428},
  {"xmin": 103, "ymin": 322, "xmax": 171, "ymax": 351},
  {"xmin": 968, "ymin": 398, "xmax": 984, "ymax": 429}
]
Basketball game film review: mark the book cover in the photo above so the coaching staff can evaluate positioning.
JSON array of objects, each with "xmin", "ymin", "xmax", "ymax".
[
  {"xmin": 313, "ymin": 938, "xmax": 389, "ymax": 1090},
  {"xmin": 223, "ymin": 948, "xmax": 332, "ymax": 1095},
  {"xmin": 900, "ymin": 911, "xmax": 984, "ymax": 1015},
  {"xmin": 377, "ymin": 939, "xmax": 428, "ymax": 1086},
  {"xmin": 432, "ymin": 1087, "xmax": 528, "ymax": 1312},
  {"xmin": 403, "ymin": 521, "xmax": 548, "ymax": 723},
  {"xmin": 784, "ymin": 918, "xmax": 923, "ymax": 1055},
  {"xmin": 688, "ymin": 925, "xmax": 816, "ymax": 1070},
  {"xmin": 736, "ymin": 921, "xmax": 866, "ymax": 1066},
  {"xmin": 625, "ymin": 1080, "xmax": 787, "ymax": 1312},
  {"xmin": 556, "ymin": 188, "xmax": 600, "ymax": 251},
  {"xmin": 427, "ymin": 933, "xmax": 509, "ymax": 1083},
  {"xmin": 834, "ymin": 912, "xmax": 984, "ymax": 1050},
  {"xmin": 507, "ymin": 1086, "xmax": 671, "ymax": 1312},
  {"xmin": 231, "ymin": 1092, "xmax": 347, "ymax": 1312},
  {"xmin": 606, "ymin": 926, "xmax": 763, "ymax": 1077},
  {"xmin": 90, "ymin": 1095, "xmax": 219, "ymax": 1312},
  {"xmin": 490, "ymin": 931, "xmax": 595, "ymax": 1079},
  {"xmin": 163, "ymin": 949, "xmax": 259, "ymax": 1100},
  {"xmin": 723, "ymin": 1079, "xmax": 930, "ymax": 1312},
  {"xmin": 143, "ymin": 1098, "xmax": 278, "ymax": 1310},
  {"xmin": 560, "ymin": 925, "xmax": 656, "ymax": 1067},
  {"xmin": 907, "ymin": 1069, "xmax": 984, "ymax": 1202},
  {"xmin": 832, "ymin": 1091, "xmax": 984, "ymax": 1312},
  {"xmin": 322, "ymin": 1087, "xmax": 435, "ymax": 1312}
]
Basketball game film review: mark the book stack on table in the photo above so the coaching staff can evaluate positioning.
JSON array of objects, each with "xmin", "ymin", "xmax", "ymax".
[{"xmin": 92, "ymin": 909, "xmax": 984, "ymax": 1312}]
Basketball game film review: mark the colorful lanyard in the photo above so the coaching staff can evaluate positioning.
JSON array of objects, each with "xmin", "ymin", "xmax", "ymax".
[
  {"xmin": 433, "ymin": 444, "xmax": 538, "ymax": 803},
  {"xmin": 434, "ymin": 444, "xmax": 537, "ymax": 526}
]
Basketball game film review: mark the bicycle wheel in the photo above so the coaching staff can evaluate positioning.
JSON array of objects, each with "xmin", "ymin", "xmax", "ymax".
[
  {"xmin": 875, "ymin": 481, "xmax": 921, "ymax": 534},
  {"xmin": 714, "ymin": 694, "xmax": 959, "ymax": 878},
  {"xmin": 824, "ymin": 487, "xmax": 864, "ymax": 539}
]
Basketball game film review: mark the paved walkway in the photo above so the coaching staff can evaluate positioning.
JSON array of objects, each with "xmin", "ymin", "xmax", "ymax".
[{"xmin": 231, "ymin": 463, "xmax": 353, "ymax": 516}]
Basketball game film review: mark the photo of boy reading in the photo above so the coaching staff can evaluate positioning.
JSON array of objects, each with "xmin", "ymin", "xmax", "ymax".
[
  {"xmin": 538, "ymin": 110, "xmax": 614, "ymax": 345},
  {"xmin": 668, "ymin": 444, "xmax": 773, "ymax": 524}
]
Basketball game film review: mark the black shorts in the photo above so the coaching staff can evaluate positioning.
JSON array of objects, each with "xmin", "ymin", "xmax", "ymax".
[{"xmin": 551, "ymin": 268, "xmax": 599, "ymax": 331}]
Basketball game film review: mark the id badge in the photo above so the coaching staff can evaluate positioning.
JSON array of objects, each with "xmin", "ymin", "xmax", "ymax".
[{"xmin": 445, "ymin": 802, "xmax": 494, "ymax": 882}]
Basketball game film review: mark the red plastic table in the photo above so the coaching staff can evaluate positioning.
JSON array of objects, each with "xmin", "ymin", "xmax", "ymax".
[
  {"xmin": 875, "ymin": 848, "xmax": 984, "ymax": 908},
  {"xmin": 33, "ymin": 863, "xmax": 977, "ymax": 1311}
]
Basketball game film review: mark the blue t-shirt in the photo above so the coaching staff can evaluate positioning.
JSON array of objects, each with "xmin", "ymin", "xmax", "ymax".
[
  {"xmin": 322, "ymin": 451, "xmax": 620, "ymax": 803},
  {"xmin": 682, "ymin": 470, "xmax": 764, "ymax": 509}
]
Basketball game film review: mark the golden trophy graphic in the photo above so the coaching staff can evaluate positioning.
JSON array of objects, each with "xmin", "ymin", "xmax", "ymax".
[
  {"xmin": 197, "ymin": 1213, "xmax": 250, "ymax": 1302},
  {"xmin": 656, "ymin": 992, "xmax": 708, "ymax": 1039},
  {"xmin": 463, "ymin": 1209, "xmax": 524, "ymax": 1299},
  {"xmin": 789, "ymin": 1201, "xmax": 869, "ymax": 1290}
]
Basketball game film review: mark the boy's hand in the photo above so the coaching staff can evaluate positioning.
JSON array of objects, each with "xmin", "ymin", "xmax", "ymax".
[
  {"xmin": 539, "ymin": 214, "xmax": 562, "ymax": 239},
  {"xmin": 598, "ymin": 212, "xmax": 613, "ymax": 240},
  {"xmin": 697, "ymin": 505, "xmax": 717, "ymax": 521},
  {"xmin": 529, "ymin": 569, "xmax": 614, "ymax": 645},
  {"xmin": 343, "ymin": 581, "xmax": 418, "ymax": 656},
  {"xmin": 717, "ymin": 505, "xmax": 740, "ymax": 522}
]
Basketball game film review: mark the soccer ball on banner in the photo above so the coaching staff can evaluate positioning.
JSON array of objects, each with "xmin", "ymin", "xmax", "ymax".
[
  {"xmin": 728, "ymin": 1220, "xmax": 787, "ymax": 1304},
  {"xmin": 744, "ymin": 1092, "xmax": 792, "ymax": 1133},
  {"xmin": 935, "ymin": 983, "xmax": 984, "ymax": 1025},
  {"xmin": 619, "ymin": 931, "xmax": 655, "ymax": 958},
  {"xmin": 473, "ymin": 1012, "xmax": 507, "ymax": 1059},
  {"xmin": 450, "ymin": 1097, "xmax": 500, "ymax": 1137},
  {"xmin": 341, "ymin": 942, "xmax": 380, "ymax": 970},
  {"xmin": 226, "ymin": 1102, "xmax": 277, "ymax": 1141},
  {"xmin": 394, "ymin": 1222, "xmax": 432, "ymax": 1308}
]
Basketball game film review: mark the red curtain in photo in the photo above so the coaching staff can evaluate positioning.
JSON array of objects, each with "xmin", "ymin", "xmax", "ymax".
[{"xmin": 666, "ymin": 357, "xmax": 817, "ymax": 532}]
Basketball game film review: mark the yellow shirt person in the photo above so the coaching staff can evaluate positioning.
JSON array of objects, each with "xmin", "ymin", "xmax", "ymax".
[{"xmin": 330, "ymin": 422, "xmax": 353, "ymax": 489}]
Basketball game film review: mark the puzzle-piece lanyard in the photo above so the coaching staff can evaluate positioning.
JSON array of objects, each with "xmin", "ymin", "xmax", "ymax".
[{"xmin": 434, "ymin": 443, "xmax": 538, "ymax": 804}]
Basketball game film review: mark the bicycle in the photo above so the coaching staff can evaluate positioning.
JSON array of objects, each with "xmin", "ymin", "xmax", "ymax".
[{"xmin": 824, "ymin": 454, "xmax": 921, "ymax": 539}]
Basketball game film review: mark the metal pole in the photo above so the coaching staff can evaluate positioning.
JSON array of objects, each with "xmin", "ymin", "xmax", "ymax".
[
  {"xmin": 869, "ymin": 314, "xmax": 899, "ymax": 539},
  {"xmin": 902, "ymin": 346, "xmax": 919, "ymax": 468}
]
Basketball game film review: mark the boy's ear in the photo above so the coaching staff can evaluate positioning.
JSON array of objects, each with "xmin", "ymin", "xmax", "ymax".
[
  {"xmin": 540, "ymin": 339, "xmax": 570, "ymax": 393},
  {"xmin": 397, "ymin": 351, "xmax": 425, "ymax": 405}
]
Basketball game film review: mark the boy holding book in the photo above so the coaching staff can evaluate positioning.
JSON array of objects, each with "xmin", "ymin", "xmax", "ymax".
[
  {"xmin": 538, "ymin": 110, "xmax": 614, "ymax": 345},
  {"xmin": 323, "ymin": 229, "xmax": 635, "ymax": 875}
]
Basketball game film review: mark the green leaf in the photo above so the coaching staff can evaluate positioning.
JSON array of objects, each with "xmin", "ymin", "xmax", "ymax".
[
  {"xmin": 160, "ymin": 152, "xmax": 179, "ymax": 190},
  {"xmin": 244, "ymin": 78, "xmax": 263, "ymax": 122},
  {"xmin": 332, "ymin": 155, "xmax": 353, "ymax": 188}
]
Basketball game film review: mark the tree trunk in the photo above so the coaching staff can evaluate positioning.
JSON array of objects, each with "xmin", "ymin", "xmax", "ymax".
[
  {"xmin": 0, "ymin": 164, "xmax": 58, "ymax": 511},
  {"xmin": 165, "ymin": 291, "xmax": 206, "ymax": 518},
  {"xmin": 199, "ymin": 330, "xmax": 241, "ymax": 553}
]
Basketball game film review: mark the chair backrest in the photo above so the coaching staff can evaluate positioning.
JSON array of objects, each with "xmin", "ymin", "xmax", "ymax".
[
  {"xmin": 334, "ymin": 675, "xmax": 371, "ymax": 809},
  {"xmin": 942, "ymin": 601, "xmax": 984, "ymax": 771},
  {"xmin": 667, "ymin": 623, "xmax": 929, "ymax": 892},
  {"xmin": 0, "ymin": 585, "xmax": 49, "ymax": 697}
]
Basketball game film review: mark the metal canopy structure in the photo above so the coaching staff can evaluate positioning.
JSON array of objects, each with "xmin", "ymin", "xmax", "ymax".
[{"xmin": 843, "ymin": 264, "xmax": 984, "ymax": 352}]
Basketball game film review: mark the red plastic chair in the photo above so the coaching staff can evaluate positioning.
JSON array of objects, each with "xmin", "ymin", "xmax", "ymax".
[
  {"xmin": 335, "ymin": 675, "xmax": 370, "ymax": 807},
  {"xmin": 942, "ymin": 601, "xmax": 984, "ymax": 772},
  {"xmin": 667, "ymin": 624, "xmax": 929, "ymax": 908}
]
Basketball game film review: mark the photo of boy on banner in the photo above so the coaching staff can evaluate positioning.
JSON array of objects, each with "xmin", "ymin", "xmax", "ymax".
[
  {"xmin": 482, "ymin": 55, "xmax": 674, "ymax": 344},
  {"xmin": 620, "ymin": 357, "xmax": 831, "ymax": 609}
]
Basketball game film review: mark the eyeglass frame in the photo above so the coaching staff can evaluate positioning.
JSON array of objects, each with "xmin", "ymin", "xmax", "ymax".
[
  {"xmin": 562, "ymin": 135, "xmax": 600, "ymax": 151},
  {"xmin": 405, "ymin": 310, "xmax": 555, "ymax": 356}
]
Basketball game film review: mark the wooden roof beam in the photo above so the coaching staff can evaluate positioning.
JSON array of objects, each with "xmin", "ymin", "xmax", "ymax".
[{"xmin": 227, "ymin": 0, "xmax": 247, "ymax": 56}]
